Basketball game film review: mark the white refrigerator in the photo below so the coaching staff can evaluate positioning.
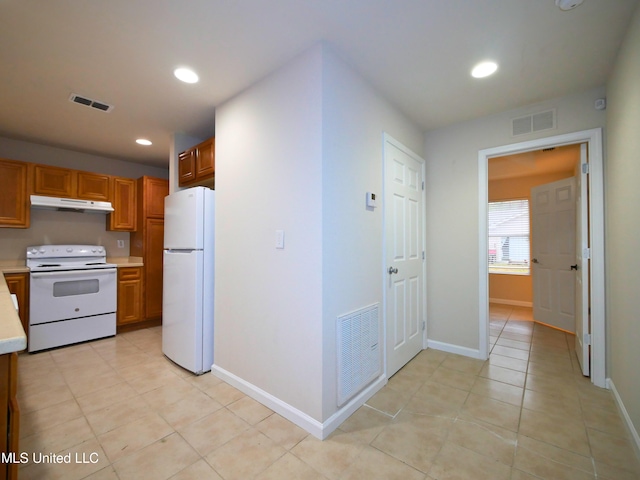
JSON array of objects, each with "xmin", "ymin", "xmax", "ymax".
[{"xmin": 162, "ymin": 186, "xmax": 215, "ymax": 374}]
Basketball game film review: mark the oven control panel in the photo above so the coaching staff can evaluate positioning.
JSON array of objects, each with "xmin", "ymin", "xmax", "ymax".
[{"xmin": 27, "ymin": 245, "xmax": 106, "ymax": 258}]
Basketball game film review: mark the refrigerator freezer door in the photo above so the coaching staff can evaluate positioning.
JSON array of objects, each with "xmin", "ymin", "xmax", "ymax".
[
  {"xmin": 163, "ymin": 249, "xmax": 209, "ymax": 373},
  {"xmin": 164, "ymin": 187, "xmax": 205, "ymax": 250}
]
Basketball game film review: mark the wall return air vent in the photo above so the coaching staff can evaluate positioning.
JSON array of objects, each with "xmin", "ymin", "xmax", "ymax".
[
  {"xmin": 69, "ymin": 93, "xmax": 114, "ymax": 113},
  {"xmin": 511, "ymin": 109, "xmax": 556, "ymax": 137},
  {"xmin": 336, "ymin": 303, "xmax": 381, "ymax": 407}
]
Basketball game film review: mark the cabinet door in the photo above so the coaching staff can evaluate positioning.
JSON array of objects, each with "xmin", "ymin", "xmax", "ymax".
[
  {"xmin": 108, "ymin": 177, "xmax": 137, "ymax": 231},
  {"xmin": 0, "ymin": 352, "xmax": 19, "ymax": 480},
  {"xmin": 7, "ymin": 352, "xmax": 18, "ymax": 480},
  {"xmin": 0, "ymin": 160, "xmax": 29, "ymax": 228},
  {"xmin": 143, "ymin": 177, "xmax": 168, "ymax": 218},
  {"xmin": 178, "ymin": 149, "xmax": 196, "ymax": 186},
  {"xmin": 196, "ymin": 138, "xmax": 215, "ymax": 179},
  {"xmin": 4, "ymin": 273, "xmax": 29, "ymax": 342},
  {"xmin": 33, "ymin": 164, "xmax": 75, "ymax": 197},
  {"xmin": 77, "ymin": 172, "xmax": 110, "ymax": 201},
  {"xmin": 117, "ymin": 267, "xmax": 143, "ymax": 325},
  {"xmin": 145, "ymin": 218, "xmax": 165, "ymax": 320}
]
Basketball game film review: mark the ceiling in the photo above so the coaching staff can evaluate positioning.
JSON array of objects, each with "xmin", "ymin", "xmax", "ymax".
[
  {"xmin": 488, "ymin": 144, "xmax": 579, "ymax": 181},
  {"xmin": 1, "ymin": 0, "xmax": 637, "ymax": 169}
]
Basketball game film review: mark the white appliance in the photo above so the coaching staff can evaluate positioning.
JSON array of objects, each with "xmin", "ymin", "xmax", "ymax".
[
  {"xmin": 27, "ymin": 245, "xmax": 117, "ymax": 352},
  {"xmin": 30, "ymin": 195, "xmax": 114, "ymax": 213},
  {"xmin": 162, "ymin": 186, "xmax": 215, "ymax": 374}
]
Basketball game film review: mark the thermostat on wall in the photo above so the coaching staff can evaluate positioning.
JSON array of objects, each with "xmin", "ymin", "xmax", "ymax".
[{"xmin": 366, "ymin": 192, "xmax": 377, "ymax": 208}]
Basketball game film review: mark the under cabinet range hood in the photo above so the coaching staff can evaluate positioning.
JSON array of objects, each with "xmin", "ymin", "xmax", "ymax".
[{"xmin": 30, "ymin": 195, "xmax": 114, "ymax": 213}]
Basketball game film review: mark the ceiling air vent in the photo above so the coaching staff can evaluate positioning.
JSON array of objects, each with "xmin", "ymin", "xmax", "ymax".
[
  {"xmin": 511, "ymin": 109, "xmax": 556, "ymax": 137},
  {"xmin": 69, "ymin": 93, "xmax": 114, "ymax": 113}
]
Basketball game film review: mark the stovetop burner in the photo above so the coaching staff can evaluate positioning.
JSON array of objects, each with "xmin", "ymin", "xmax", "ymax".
[{"xmin": 26, "ymin": 245, "xmax": 116, "ymax": 272}]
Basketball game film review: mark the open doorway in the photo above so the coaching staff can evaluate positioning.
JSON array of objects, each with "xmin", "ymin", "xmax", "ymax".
[
  {"xmin": 488, "ymin": 145, "xmax": 579, "ymax": 315},
  {"xmin": 478, "ymin": 129, "xmax": 605, "ymax": 388}
]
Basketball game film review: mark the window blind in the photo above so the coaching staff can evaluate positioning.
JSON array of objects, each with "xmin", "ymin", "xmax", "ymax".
[{"xmin": 488, "ymin": 199, "xmax": 530, "ymax": 275}]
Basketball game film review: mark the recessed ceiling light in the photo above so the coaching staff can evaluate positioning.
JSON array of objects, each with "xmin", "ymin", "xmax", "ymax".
[
  {"xmin": 136, "ymin": 139, "xmax": 152, "ymax": 146},
  {"xmin": 471, "ymin": 61, "xmax": 498, "ymax": 78},
  {"xmin": 174, "ymin": 67, "xmax": 199, "ymax": 84}
]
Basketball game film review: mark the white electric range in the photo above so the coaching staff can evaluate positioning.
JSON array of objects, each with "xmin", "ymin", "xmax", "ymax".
[{"xmin": 27, "ymin": 245, "xmax": 117, "ymax": 352}]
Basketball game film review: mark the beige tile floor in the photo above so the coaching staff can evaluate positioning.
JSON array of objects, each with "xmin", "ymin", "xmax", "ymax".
[{"xmin": 16, "ymin": 305, "xmax": 640, "ymax": 479}]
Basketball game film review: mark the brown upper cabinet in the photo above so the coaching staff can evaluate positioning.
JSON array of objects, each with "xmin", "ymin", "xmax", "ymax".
[
  {"xmin": 32, "ymin": 164, "xmax": 75, "ymax": 197},
  {"xmin": 0, "ymin": 160, "xmax": 30, "ymax": 228},
  {"xmin": 107, "ymin": 177, "xmax": 137, "ymax": 231},
  {"xmin": 0, "ymin": 159, "xmax": 145, "ymax": 232},
  {"xmin": 33, "ymin": 165, "xmax": 110, "ymax": 201},
  {"xmin": 178, "ymin": 137, "xmax": 215, "ymax": 187},
  {"xmin": 144, "ymin": 176, "xmax": 170, "ymax": 218},
  {"xmin": 77, "ymin": 172, "xmax": 110, "ymax": 201}
]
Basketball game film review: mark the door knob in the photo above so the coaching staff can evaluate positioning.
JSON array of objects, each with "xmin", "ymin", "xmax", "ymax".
[
  {"xmin": 532, "ymin": 258, "xmax": 539, "ymax": 264},
  {"xmin": 571, "ymin": 264, "xmax": 578, "ymax": 270},
  {"xmin": 388, "ymin": 266, "xmax": 398, "ymax": 274}
]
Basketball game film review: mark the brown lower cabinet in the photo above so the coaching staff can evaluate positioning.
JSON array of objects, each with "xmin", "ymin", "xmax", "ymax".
[
  {"xmin": 0, "ymin": 352, "xmax": 19, "ymax": 480},
  {"xmin": 117, "ymin": 267, "xmax": 143, "ymax": 327}
]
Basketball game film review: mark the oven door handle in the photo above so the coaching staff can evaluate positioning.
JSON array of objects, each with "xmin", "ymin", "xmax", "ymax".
[{"xmin": 30, "ymin": 269, "xmax": 116, "ymax": 278}]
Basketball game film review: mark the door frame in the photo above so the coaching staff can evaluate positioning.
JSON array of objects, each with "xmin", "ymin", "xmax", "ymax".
[
  {"xmin": 382, "ymin": 132, "xmax": 427, "ymax": 378},
  {"xmin": 478, "ymin": 128, "xmax": 605, "ymax": 388}
]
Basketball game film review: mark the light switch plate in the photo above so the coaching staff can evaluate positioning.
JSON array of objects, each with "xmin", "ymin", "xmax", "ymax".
[
  {"xmin": 366, "ymin": 192, "xmax": 377, "ymax": 208},
  {"xmin": 275, "ymin": 230, "xmax": 285, "ymax": 249}
]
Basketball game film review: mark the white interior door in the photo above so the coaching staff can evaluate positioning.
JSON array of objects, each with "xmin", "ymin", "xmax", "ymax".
[
  {"xmin": 575, "ymin": 144, "xmax": 590, "ymax": 376},
  {"xmin": 384, "ymin": 135, "xmax": 425, "ymax": 378},
  {"xmin": 531, "ymin": 177, "xmax": 576, "ymax": 332}
]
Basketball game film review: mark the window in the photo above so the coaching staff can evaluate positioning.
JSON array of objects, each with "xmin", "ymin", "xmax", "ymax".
[{"xmin": 488, "ymin": 199, "xmax": 530, "ymax": 275}]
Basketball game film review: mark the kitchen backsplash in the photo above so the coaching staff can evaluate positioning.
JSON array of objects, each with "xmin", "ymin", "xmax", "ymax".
[{"xmin": 0, "ymin": 209, "xmax": 130, "ymax": 261}]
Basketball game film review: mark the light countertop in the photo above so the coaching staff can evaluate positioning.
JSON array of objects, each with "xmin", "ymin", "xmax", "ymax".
[
  {"xmin": 108, "ymin": 256, "xmax": 144, "ymax": 267},
  {"xmin": 0, "ymin": 273, "xmax": 26, "ymax": 355}
]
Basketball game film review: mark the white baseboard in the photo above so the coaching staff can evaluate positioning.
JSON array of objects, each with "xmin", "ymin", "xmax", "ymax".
[
  {"xmin": 489, "ymin": 298, "xmax": 533, "ymax": 308},
  {"xmin": 607, "ymin": 378, "xmax": 640, "ymax": 460},
  {"xmin": 426, "ymin": 340, "xmax": 484, "ymax": 360},
  {"xmin": 210, "ymin": 364, "xmax": 387, "ymax": 440}
]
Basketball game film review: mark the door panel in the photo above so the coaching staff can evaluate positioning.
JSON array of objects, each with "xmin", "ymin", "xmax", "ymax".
[
  {"xmin": 393, "ymin": 194, "xmax": 405, "ymax": 260},
  {"xmin": 531, "ymin": 177, "xmax": 576, "ymax": 332},
  {"xmin": 385, "ymin": 136, "xmax": 425, "ymax": 377},
  {"xmin": 162, "ymin": 250, "xmax": 203, "ymax": 372},
  {"xmin": 393, "ymin": 280, "xmax": 406, "ymax": 349}
]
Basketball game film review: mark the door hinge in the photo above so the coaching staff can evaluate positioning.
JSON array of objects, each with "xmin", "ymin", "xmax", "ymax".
[
  {"xmin": 422, "ymin": 321, "xmax": 426, "ymax": 331},
  {"xmin": 422, "ymin": 181, "xmax": 424, "ymax": 191},
  {"xmin": 584, "ymin": 333, "xmax": 591, "ymax": 346},
  {"xmin": 422, "ymin": 251, "xmax": 425, "ymax": 260},
  {"xmin": 583, "ymin": 247, "xmax": 591, "ymax": 259},
  {"xmin": 582, "ymin": 163, "xmax": 589, "ymax": 174}
]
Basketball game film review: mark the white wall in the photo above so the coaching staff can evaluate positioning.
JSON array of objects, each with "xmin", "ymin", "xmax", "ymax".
[
  {"xmin": 423, "ymin": 87, "xmax": 606, "ymax": 351},
  {"xmin": 214, "ymin": 46, "xmax": 325, "ymax": 421},
  {"xmin": 213, "ymin": 44, "xmax": 424, "ymax": 432},
  {"xmin": 320, "ymin": 48, "xmax": 424, "ymax": 419},
  {"xmin": 605, "ymin": 2, "xmax": 640, "ymax": 445}
]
